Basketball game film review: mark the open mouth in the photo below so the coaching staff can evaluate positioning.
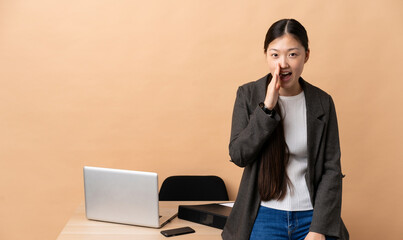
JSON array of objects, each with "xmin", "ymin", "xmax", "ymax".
[{"xmin": 280, "ymin": 72, "xmax": 292, "ymax": 81}]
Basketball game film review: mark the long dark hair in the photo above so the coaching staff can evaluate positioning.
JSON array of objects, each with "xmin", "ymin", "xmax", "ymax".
[{"xmin": 258, "ymin": 19, "xmax": 309, "ymax": 201}]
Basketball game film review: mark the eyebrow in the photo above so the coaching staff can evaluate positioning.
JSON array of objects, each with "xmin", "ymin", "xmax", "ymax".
[{"xmin": 269, "ymin": 47, "xmax": 300, "ymax": 51}]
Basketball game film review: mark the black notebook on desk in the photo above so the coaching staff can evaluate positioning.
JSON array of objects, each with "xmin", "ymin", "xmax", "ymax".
[{"xmin": 178, "ymin": 203, "xmax": 232, "ymax": 229}]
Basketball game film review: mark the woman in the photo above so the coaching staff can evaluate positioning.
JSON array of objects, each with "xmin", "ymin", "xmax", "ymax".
[{"xmin": 222, "ymin": 19, "xmax": 349, "ymax": 240}]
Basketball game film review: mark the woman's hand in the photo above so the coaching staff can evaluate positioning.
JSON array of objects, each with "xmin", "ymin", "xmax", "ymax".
[
  {"xmin": 304, "ymin": 232, "xmax": 326, "ymax": 240},
  {"xmin": 264, "ymin": 63, "xmax": 281, "ymax": 110}
]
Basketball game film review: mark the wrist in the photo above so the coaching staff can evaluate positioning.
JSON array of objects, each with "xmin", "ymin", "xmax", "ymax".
[
  {"xmin": 259, "ymin": 102, "xmax": 276, "ymax": 118},
  {"xmin": 263, "ymin": 101, "xmax": 275, "ymax": 110}
]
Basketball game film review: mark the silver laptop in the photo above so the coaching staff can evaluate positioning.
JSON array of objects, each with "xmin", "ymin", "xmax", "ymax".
[{"xmin": 83, "ymin": 166, "xmax": 177, "ymax": 228}]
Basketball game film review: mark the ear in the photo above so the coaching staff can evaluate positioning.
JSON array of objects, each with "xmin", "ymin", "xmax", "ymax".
[{"xmin": 304, "ymin": 49, "xmax": 310, "ymax": 63}]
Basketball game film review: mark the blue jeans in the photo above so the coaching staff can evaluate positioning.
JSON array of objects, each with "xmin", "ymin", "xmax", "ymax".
[{"xmin": 250, "ymin": 206, "xmax": 336, "ymax": 240}]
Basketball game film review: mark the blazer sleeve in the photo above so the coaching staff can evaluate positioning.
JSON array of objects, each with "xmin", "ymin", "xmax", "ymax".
[
  {"xmin": 229, "ymin": 86, "xmax": 281, "ymax": 167},
  {"xmin": 310, "ymin": 96, "xmax": 343, "ymax": 237}
]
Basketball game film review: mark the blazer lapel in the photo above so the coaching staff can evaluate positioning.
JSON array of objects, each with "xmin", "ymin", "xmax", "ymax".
[{"xmin": 300, "ymin": 79, "xmax": 325, "ymax": 184}]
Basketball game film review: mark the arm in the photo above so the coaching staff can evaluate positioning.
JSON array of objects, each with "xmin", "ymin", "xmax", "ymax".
[
  {"xmin": 309, "ymin": 96, "xmax": 343, "ymax": 237},
  {"xmin": 230, "ymin": 65, "xmax": 282, "ymax": 167},
  {"xmin": 228, "ymin": 86, "xmax": 280, "ymax": 167}
]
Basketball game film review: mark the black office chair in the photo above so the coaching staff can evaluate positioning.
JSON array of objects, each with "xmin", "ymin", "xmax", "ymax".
[{"xmin": 159, "ymin": 175, "xmax": 229, "ymax": 201}]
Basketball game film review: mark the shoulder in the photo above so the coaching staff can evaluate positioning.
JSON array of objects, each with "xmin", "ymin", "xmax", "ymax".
[
  {"xmin": 301, "ymin": 78, "xmax": 337, "ymax": 117},
  {"xmin": 301, "ymin": 79, "xmax": 330, "ymax": 98},
  {"xmin": 236, "ymin": 74, "xmax": 268, "ymax": 100},
  {"xmin": 301, "ymin": 79, "xmax": 334, "ymax": 103}
]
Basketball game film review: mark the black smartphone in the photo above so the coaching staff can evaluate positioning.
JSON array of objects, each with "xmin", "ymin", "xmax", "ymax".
[{"xmin": 160, "ymin": 226, "xmax": 195, "ymax": 237}]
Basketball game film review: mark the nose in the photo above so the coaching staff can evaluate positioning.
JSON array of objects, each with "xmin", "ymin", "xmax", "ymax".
[{"xmin": 279, "ymin": 56, "xmax": 289, "ymax": 68}]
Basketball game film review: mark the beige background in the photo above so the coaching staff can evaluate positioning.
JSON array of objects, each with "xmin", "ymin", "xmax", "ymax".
[{"xmin": 1, "ymin": 0, "xmax": 402, "ymax": 239}]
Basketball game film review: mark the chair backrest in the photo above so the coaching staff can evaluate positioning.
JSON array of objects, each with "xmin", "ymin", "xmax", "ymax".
[{"xmin": 159, "ymin": 175, "xmax": 229, "ymax": 201}]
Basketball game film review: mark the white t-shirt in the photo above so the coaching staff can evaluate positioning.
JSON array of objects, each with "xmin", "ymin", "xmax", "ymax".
[{"xmin": 261, "ymin": 91, "xmax": 313, "ymax": 211}]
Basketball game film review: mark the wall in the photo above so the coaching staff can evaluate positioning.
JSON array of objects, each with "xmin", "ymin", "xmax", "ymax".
[{"xmin": 0, "ymin": 0, "xmax": 402, "ymax": 239}]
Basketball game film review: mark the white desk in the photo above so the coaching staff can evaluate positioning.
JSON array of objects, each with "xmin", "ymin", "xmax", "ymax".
[{"xmin": 57, "ymin": 201, "xmax": 225, "ymax": 240}]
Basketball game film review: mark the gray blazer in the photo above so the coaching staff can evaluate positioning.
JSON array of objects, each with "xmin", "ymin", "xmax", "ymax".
[{"xmin": 222, "ymin": 74, "xmax": 349, "ymax": 240}]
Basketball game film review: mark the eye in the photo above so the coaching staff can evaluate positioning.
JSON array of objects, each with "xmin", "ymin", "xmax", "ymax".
[
  {"xmin": 289, "ymin": 53, "xmax": 298, "ymax": 57},
  {"xmin": 271, "ymin": 53, "xmax": 278, "ymax": 58}
]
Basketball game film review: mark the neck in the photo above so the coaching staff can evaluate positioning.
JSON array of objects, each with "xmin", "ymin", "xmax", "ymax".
[{"xmin": 279, "ymin": 83, "xmax": 302, "ymax": 96}]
